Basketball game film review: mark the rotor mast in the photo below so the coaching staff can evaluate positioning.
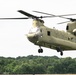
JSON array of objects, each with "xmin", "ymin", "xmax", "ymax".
[{"xmin": 32, "ymin": 19, "xmax": 44, "ymax": 28}]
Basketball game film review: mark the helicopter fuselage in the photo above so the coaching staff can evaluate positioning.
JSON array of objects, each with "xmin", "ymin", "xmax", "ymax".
[
  {"xmin": 1, "ymin": 10, "xmax": 76, "ymax": 56},
  {"xmin": 27, "ymin": 20, "xmax": 76, "ymax": 53}
]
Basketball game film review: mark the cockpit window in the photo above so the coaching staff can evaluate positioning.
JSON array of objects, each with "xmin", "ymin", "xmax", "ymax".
[{"xmin": 29, "ymin": 27, "xmax": 40, "ymax": 33}]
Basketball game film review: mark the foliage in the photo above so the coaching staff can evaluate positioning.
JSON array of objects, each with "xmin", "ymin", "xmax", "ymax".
[{"xmin": 0, "ymin": 55, "xmax": 76, "ymax": 74}]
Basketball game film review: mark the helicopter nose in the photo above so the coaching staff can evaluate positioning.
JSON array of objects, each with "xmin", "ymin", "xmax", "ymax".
[{"xmin": 26, "ymin": 33, "xmax": 38, "ymax": 43}]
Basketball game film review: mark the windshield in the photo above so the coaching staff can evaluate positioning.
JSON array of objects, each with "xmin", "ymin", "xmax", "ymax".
[{"xmin": 29, "ymin": 27, "xmax": 40, "ymax": 33}]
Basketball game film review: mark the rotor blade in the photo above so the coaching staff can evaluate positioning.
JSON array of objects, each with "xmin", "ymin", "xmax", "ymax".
[
  {"xmin": 33, "ymin": 11, "xmax": 56, "ymax": 17},
  {"xmin": 33, "ymin": 11, "xmax": 76, "ymax": 20},
  {"xmin": 18, "ymin": 10, "xmax": 39, "ymax": 19},
  {"xmin": 59, "ymin": 14, "xmax": 76, "ymax": 16},
  {"xmin": 33, "ymin": 11, "xmax": 70, "ymax": 19},
  {"xmin": 18, "ymin": 10, "xmax": 57, "ymax": 19},
  {"xmin": 57, "ymin": 21, "xmax": 70, "ymax": 24},
  {"xmin": 0, "ymin": 17, "xmax": 29, "ymax": 20},
  {"xmin": 33, "ymin": 11, "xmax": 76, "ymax": 16}
]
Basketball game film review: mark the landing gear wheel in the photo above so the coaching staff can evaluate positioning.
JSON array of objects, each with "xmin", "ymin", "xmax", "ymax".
[
  {"xmin": 57, "ymin": 50, "xmax": 60, "ymax": 52},
  {"xmin": 41, "ymin": 49, "xmax": 43, "ymax": 53},
  {"xmin": 38, "ymin": 48, "xmax": 43, "ymax": 53},
  {"xmin": 56, "ymin": 47, "xmax": 63, "ymax": 56},
  {"xmin": 60, "ymin": 51, "xmax": 63, "ymax": 56},
  {"xmin": 38, "ymin": 49, "xmax": 40, "ymax": 53}
]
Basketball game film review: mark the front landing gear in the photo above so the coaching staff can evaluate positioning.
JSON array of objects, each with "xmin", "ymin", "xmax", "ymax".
[
  {"xmin": 38, "ymin": 46, "xmax": 43, "ymax": 53},
  {"xmin": 56, "ymin": 47, "xmax": 63, "ymax": 56}
]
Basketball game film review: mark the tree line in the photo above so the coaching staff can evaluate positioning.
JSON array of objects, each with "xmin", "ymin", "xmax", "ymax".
[{"xmin": 0, "ymin": 55, "xmax": 76, "ymax": 74}]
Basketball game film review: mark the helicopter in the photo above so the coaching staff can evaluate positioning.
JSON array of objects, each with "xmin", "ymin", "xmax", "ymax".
[{"xmin": 0, "ymin": 10, "xmax": 76, "ymax": 56}]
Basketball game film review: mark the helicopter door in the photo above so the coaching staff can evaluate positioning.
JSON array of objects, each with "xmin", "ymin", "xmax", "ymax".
[
  {"xmin": 40, "ymin": 28, "xmax": 48, "ymax": 41},
  {"xmin": 39, "ymin": 28, "xmax": 52, "ymax": 48}
]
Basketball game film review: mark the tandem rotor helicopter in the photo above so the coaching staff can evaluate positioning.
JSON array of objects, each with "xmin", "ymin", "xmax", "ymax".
[{"xmin": 1, "ymin": 10, "xmax": 76, "ymax": 56}]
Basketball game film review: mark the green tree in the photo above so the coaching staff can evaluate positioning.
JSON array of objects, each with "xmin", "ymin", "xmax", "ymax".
[{"xmin": 13, "ymin": 63, "xmax": 33, "ymax": 74}]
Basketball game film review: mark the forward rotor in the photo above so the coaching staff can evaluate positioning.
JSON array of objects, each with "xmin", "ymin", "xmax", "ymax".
[
  {"xmin": 0, "ymin": 10, "xmax": 47, "ymax": 20},
  {"xmin": 0, "ymin": 10, "xmax": 76, "ymax": 24}
]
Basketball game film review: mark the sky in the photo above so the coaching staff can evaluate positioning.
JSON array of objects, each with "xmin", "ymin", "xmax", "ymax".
[{"xmin": 0, "ymin": 0, "xmax": 76, "ymax": 58}]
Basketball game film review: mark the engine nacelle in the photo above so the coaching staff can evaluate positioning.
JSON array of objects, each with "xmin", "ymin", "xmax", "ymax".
[{"xmin": 66, "ymin": 22, "xmax": 76, "ymax": 35}]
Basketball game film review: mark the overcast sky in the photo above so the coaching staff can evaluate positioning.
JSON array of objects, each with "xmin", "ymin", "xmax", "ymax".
[{"xmin": 0, "ymin": 0, "xmax": 76, "ymax": 58}]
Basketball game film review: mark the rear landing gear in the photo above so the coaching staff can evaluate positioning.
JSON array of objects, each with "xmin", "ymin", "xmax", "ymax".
[
  {"xmin": 38, "ymin": 46, "xmax": 63, "ymax": 56},
  {"xmin": 60, "ymin": 51, "xmax": 63, "ymax": 56},
  {"xmin": 56, "ymin": 47, "xmax": 63, "ymax": 56},
  {"xmin": 38, "ymin": 46, "xmax": 43, "ymax": 53}
]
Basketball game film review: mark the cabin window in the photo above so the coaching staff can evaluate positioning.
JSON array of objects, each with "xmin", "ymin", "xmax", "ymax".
[
  {"xmin": 66, "ymin": 25, "xmax": 69, "ymax": 30},
  {"xmin": 68, "ymin": 37, "xmax": 73, "ymax": 40},
  {"xmin": 47, "ymin": 31, "xmax": 50, "ymax": 36}
]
